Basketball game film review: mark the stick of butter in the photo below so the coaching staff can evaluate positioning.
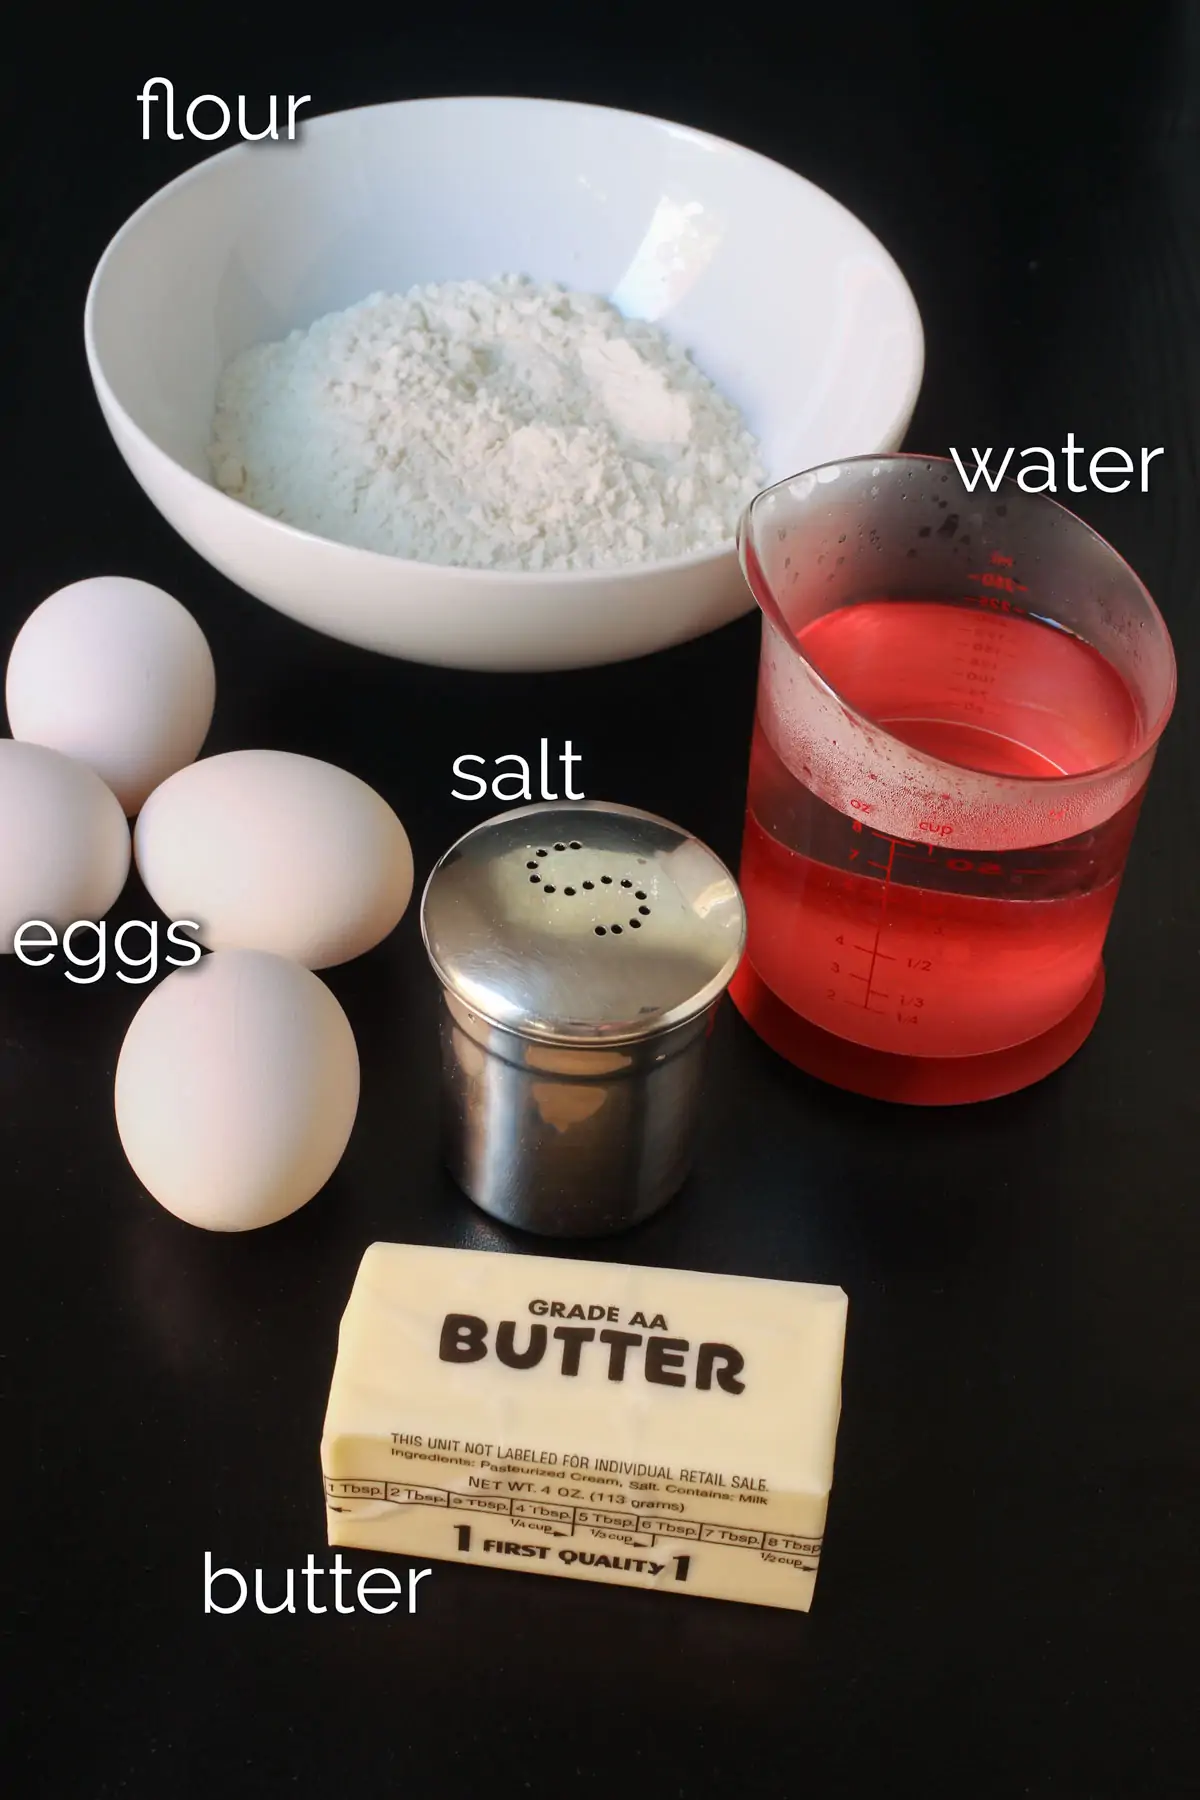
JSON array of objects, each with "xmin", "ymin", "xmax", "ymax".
[{"xmin": 321, "ymin": 1241, "xmax": 847, "ymax": 1611}]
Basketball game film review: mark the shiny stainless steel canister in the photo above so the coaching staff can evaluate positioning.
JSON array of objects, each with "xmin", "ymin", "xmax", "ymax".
[{"xmin": 420, "ymin": 801, "xmax": 746, "ymax": 1237}]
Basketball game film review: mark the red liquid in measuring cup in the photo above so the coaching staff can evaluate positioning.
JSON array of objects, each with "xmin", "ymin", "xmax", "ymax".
[{"xmin": 739, "ymin": 600, "xmax": 1144, "ymax": 1061}]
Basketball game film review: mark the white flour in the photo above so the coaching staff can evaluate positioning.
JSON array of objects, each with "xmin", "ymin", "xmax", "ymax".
[{"xmin": 209, "ymin": 275, "xmax": 764, "ymax": 572}]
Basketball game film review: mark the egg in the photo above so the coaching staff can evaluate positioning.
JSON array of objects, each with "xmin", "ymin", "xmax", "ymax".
[
  {"xmin": 0, "ymin": 739, "xmax": 131, "ymax": 952},
  {"xmin": 134, "ymin": 749, "xmax": 414, "ymax": 968},
  {"xmin": 114, "ymin": 948, "xmax": 360, "ymax": 1231},
  {"xmin": 5, "ymin": 576, "xmax": 216, "ymax": 814}
]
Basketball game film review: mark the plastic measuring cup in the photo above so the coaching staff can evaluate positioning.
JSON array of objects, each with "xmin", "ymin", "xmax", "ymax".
[{"xmin": 729, "ymin": 454, "xmax": 1177, "ymax": 1104}]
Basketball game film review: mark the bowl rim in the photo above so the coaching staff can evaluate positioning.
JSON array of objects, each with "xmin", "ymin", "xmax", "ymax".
[{"xmin": 83, "ymin": 92, "xmax": 926, "ymax": 589}]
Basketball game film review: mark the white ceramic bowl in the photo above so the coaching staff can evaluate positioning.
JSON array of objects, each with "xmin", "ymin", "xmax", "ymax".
[{"xmin": 85, "ymin": 96, "xmax": 923, "ymax": 672}]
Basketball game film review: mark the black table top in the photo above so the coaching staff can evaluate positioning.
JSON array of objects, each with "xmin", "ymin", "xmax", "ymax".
[{"xmin": 5, "ymin": 8, "xmax": 1197, "ymax": 1796}]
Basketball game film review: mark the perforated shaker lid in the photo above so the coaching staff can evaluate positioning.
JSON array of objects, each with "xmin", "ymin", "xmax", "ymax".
[{"xmin": 420, "ymin": 801, "xmax": 746, "ymax": 1046}]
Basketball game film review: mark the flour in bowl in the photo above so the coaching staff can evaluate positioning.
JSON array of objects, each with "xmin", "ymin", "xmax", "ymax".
[{"xmin": 208, "ymin": 275, "xmax": 765, "ymax": 572}]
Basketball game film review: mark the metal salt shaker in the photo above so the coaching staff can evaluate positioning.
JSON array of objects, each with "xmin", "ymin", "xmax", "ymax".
[{"xmin": 420, "ymin": 801, "xmax": 746, "ymax": 1237}]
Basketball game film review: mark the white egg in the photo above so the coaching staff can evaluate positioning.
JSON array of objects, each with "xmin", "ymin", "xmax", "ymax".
[
  {"xmin": 5, "ymin": 576, "xmax": 216, "ymax": 814},
  {"xmin": 134, "ymin": 749, "xmax": 414, "ymax": 968},
  {"xmin": 0, "ymin": 739, "xmax": 131, "ymax": 952},
  {"xmin": 114, "ymin": 948, "xmax": 360, "ymax": 1231}
]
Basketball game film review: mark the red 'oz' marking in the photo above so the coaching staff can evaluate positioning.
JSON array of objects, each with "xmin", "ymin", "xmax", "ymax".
[{"xmin": 968, "ymin": 571, "xmax": 1028, "ymax": 593}]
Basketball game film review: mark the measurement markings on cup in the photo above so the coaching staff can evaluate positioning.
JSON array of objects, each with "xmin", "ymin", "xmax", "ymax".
[
  {"xmin": 833, "ymin": 829, "xmax": 929, "ymax": 1021},
  {"xmin": 857, "ymin": 834, "xmax": 899, "ymax": 1015}
]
